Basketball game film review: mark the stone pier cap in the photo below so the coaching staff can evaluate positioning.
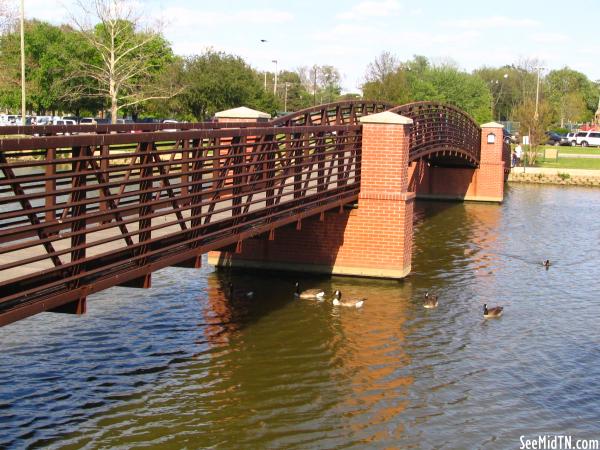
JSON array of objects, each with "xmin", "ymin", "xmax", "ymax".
[{"xmin": 359, "ymin": 111, "xmax": 413, "ymax": 125}]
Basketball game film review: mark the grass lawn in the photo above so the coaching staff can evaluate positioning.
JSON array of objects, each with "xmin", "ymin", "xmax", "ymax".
[
  {"xmin": 539, "ymin": 145, "xmax": 600, "ymax": 155},
  {"xmin": 535, "ymin": 158, "xmax": 600, "ymax": 170}
]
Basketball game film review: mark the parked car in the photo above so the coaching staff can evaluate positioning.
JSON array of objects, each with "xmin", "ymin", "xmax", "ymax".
[
  {"xmin": 545, "ymin": 131, "xmax": 564, "ymax": 146},
  {"xmin": 54, "ymin": 119, "xmax": 77, "ymax": 135},
  {"xmin": 575, "ymin": 131, "xmax": 600, "ymax": 147},
  {"xmin": 560, "ymin": 132, "xmax": 573, "ymax": 146},
  {"xmin": 502, "ymin": 128, "xmax": 517, "ymax": 144},
  {"xmin": 79, "ymin": 117, "xmax": 97, "ymax": 125}
]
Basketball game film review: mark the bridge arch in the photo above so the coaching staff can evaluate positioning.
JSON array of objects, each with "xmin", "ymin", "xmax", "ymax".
[
  {"xmin": 273, "ymin": 100, "xmax": 482, "ymax": 167},
  {"xmin": 270, "ymin": 100, "xmax": 393, "ymax": 127},
  {"xmin": 389, "ymin": 102, "xmax": 481, "ymax": 166}
]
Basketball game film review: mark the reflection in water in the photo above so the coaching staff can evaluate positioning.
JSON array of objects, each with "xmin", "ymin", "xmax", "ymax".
[{"xmin": 1, "ymin": 184, "xmax": 600, "ymax": 448}]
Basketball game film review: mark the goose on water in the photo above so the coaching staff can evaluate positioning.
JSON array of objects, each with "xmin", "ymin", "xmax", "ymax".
[
  {"xmin": 294, "ymin": 282, "xmax": 325, "ymax": 300},
  {"xmin": 423, "ymin": 292, "xmax": 438, "ymax": 309},
  {"xmin": 228, "ymin": 282, "xmax": 254, "ymax": 299},
  {"xmin": 332, "ymin": 290, "xmax": 365, "ymax": 308},
  {"xmin": 483, "ymin": 303, "xmax": 503, "ymax": 318}
]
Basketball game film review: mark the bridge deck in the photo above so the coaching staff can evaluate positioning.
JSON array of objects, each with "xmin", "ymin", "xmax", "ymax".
[{"xmin": 0, "ymin": 124, "xmax": 361, "ymax": 325}]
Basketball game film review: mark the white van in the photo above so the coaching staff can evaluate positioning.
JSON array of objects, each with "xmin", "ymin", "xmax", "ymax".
[{"xmin": 575, "ymin": 131, "xmax": 600, "ymax": 147}]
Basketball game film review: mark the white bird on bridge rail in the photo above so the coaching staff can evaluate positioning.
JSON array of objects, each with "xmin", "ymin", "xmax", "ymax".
[{"xmin": 294, "ymin": 282, "xmax": 325, "ymax": 300}]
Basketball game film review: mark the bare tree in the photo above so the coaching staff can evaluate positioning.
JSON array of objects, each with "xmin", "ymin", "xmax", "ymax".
[
  {"xmin": 364, "ymin": 51, "xmax": 399, "ymax": 83},
  {"xmin": 0, "ymin": 0, "xmax": 16, "ymax": 35},
  {"xmin": 68, "ymin": 0, "xmax": 178, "ymax": 122}
]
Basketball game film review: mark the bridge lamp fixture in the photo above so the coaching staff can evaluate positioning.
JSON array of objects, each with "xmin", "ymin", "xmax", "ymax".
[{"xmin": 487, "ymin": 132, "xmax": 496, "ymax": 144}]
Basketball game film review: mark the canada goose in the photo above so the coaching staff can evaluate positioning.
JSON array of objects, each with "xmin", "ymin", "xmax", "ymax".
[
  {"xmin": 294, "ymin": 282, "xmax": 325, "ymax": 300},
  {"xmin": 423, "ymin": 292, "xmax": 438, "ymax": 309},
  {"xmin": 543, "ymin": 259, "xmax": 551, "ymax": 268},
  {"xmin": 483, "ymin": 303, "xmax": 503, "ymax": 318},
  {"xmin": 332, "ymin": 290, "xmax": 365, "ymax": 308},
  {"xmin": 228, "ymin": 282, "xmax": 254, "ymax": 299}
]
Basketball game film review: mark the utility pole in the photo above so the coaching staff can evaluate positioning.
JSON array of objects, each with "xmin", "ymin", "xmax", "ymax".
[
  {"xmin": 260, "ymin": 39, "xmax": 267, "ymax": 90},
  {"xmin": 284, "ymin": 82, "xmax": 290, "ymax": 112},
  {"xmin": 19, "ymin": 0, "xmax": 26, "ymax": 124},
  {"xmin": 272, "ymin": 60, "xmax": 278, "ymax": 96},
  {"xmin": 313, "ymin": 66, "xmax": 317, "ymax": 106}
]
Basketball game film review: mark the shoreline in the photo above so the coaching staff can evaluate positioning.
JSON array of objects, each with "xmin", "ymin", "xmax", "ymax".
[{"xmin": 508, "ymin": 167, "xmax": 600, "ymax": 187}]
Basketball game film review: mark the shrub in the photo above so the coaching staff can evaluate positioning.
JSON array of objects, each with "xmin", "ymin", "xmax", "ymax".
[{"xmin": 558, "ymin": 172, "xmax": 571, "ymax": 180}]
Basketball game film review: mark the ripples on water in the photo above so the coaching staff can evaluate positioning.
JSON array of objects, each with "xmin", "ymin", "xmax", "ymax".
[{"xmin": 1, "ymin": 184, "xmax": 600, "ymax": 448}]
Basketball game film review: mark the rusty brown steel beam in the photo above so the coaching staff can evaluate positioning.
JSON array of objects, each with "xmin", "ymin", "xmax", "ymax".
[
  {"xmin": 0, "ymin": 100, "xmax": 479, "ymax": 328},
  {"xmin": 0, "ymin": 115, "xmax": 363, "ymax": 326}
]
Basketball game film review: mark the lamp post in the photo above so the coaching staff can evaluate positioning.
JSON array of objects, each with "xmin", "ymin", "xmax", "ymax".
[
  {"xmin": 534, "ymin": 66, "xmax": 544, "ymax": 121},
  {"xmin": 260, "ymin": 39, "xmax": 267, "ymax": 90},
  {"xmin": 284, "ymin": 82, "xmax": 290, "ymax": 112},
  {"xmin": 272, "ymin": 59, "xmax": 278, "ymax": 96},
  {"xmin": 490, "ymin": 73, "xmax": 508, "ymax": 120},
  {"xmin": 19, "ymin": 0, "xmax": 26, "ymax": 124}
]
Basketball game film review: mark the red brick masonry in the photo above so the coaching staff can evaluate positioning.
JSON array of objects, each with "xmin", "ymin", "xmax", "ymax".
[{"xmin": 209, "ymin": 113, "xmax": 416, "ymax": 279}]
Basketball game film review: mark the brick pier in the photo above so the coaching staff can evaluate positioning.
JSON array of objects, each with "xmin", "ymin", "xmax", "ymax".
[{"xmin": 208, "ymin": 111, "xmax": 415, "ymax": 279}]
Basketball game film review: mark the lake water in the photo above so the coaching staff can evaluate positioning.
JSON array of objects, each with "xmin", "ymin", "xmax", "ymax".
[{"xmin": 1, "ymin": 183, "xmax": 600, "ymax": 448}]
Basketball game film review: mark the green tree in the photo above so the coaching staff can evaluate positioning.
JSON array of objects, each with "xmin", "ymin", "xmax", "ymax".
[
  {"xmin": 276, "ymin": 70, "xmax": 312, "ymax": 112},
  {"xmin": 362, "ymin": 55, "xmax": 492, "ymax": 123},
  {"xmin": 546, "ymin": 67, "xmax": 595, "ymax": 126},
  {"xmin": 513, "ymin": 97, "xmax": 553, "ymax": 165},
  {"xmin": 178, "ymin": 51, "xmax": 278, "ymax": 120}
]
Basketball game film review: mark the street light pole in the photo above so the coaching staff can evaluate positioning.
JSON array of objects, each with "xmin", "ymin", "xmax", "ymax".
[
  {"xmin": 260, "ymin": 39, "xmax": 267, "ymax": 90},
  {"xmin": 272, "ymin": 60, "xmax": 278, "ymax": 96},
  {"xmin": 284, "ymin": 82, "xmax": 290, "ymax": 112},
  {"xmin": 19, "ymin": 0, "xmax": 26, "ymax": 124},
  {"xmin": 534, "ymin": 67, "xmax": 543, "ymax": 121}
]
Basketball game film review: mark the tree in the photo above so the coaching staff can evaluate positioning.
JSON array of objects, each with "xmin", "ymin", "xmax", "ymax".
[
  {"xmin": 276, "ymin": 71, "xmax": 312, "ymax": 111},
  {"xmin": 68, "ymin": 0, "xmax": 177, "ymax": 122},
  {"xmin": 364, "ymin": 51, "xmax": 399, "ymax": 84},
  {"xmin": 361, "ymin": 55, "xmax": 492, "ymax": 123},
  {"xmin": 513, "ymin": 97, "xmax": 553, "ymax": 165},
  {"xmin": 0, "ymin": 0, "xmax": 15, "ymax": 35},
  {"xmin": 176, "ymin": 51, "xmax": 278, "ymax": 120},
  {"xmin": 296, "ymin": 65, "xmax": 342, "ymax": 105},
  {"xmin": 546, "ymin": 67, "xmax": 595, "ymax": 126},
  {"xmin": 317, "ymin": 65, "xmax": 341, "ymax": 103}
]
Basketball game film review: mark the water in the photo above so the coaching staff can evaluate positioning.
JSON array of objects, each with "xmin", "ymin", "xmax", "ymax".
[{"xmin": 1, "ymin": 183, "xmax": 600, "ymax": 448}]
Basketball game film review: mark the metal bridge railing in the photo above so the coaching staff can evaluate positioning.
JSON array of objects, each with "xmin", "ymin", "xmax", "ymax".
[{"xmin": 0, "ymin": 124, "xmax": 362, "ymax": 325}]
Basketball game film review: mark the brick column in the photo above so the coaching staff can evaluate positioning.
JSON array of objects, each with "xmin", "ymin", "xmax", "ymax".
[
  {"xmin": 475, "ymin": 122, "xmax": 505, "ymax": 202},
  {"xmin": 208, "ymin": 111, "xmax": 415, "ymax": 279},
  {"xmin": 406, "ymin": 122, "xmax": 505, "ymax": 203}
]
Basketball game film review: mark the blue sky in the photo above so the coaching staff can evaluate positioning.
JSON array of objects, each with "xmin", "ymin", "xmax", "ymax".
[{"xmin": 26, "ymin": 0, "xmax": 600, "ymax": 92}]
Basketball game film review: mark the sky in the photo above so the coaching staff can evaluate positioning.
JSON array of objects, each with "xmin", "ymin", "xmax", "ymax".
[{"xmin": 23, "ymin": 0, "xmax": 600, "ymax": 93}]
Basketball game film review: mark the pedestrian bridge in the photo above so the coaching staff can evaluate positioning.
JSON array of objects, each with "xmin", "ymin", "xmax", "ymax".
[{"xmin": 0, "ymin": 101, "xmax": 509, "ymax": 326}]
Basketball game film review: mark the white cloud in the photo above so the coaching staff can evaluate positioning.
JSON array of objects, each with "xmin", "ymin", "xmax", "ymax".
[
  {"xmin": 25, "ymin": 0, "xmax": 68, "ymax": 23},
  {"xmin": 337, "ymin": 0, "xmax": 402, "ymax": 20},
  {"xmin": 531, "ymin": 33, "xmax": 569, "ymax": 44},
  {"xmin": 159, "ymin": 7, "xmax": 293, "ymax": 31},
  {"xmin": 443, "ymin": 16, "xmax": 540, "ymax": 29}
]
